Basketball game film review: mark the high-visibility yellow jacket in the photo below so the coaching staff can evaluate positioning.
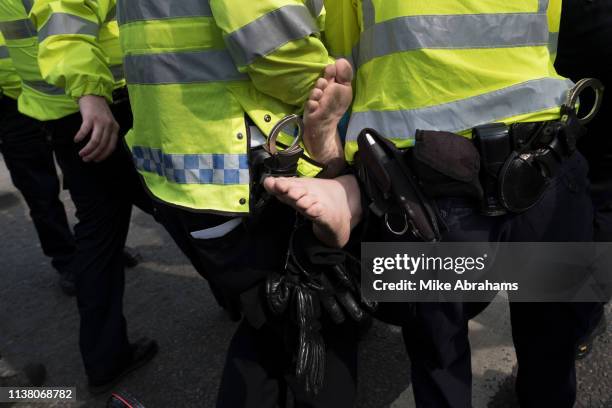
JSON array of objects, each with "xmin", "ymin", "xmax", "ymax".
[
  {"xmin": 46, "ymin": 0, "xmax": 330, "ymax": 215},
  {"xmin": 324, "ymin": 0, "xmax": 574, "ymax": 161},
  {"xmin": 30, "ymin": 0, "xmax": 126, "ymax": 103},
  {"xmin": 548, "ymin": 0, "xmax": 562, "ymax": 61},
  {"xmin": 0, "ymin": 31, "xmax": 21, "ymax": 100},
  {"xmin": 0, "ymin": 0, "xmax": 76, "ymax": 120},
  {"xmin": 0, "ymin": 0, "xmax": 124, "ymax": 121}
]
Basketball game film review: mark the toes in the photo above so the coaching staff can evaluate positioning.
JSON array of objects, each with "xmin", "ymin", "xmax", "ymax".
[
  {"xmin": 335, "ymin": 58, "xmax": 354, "ymax": 84},
  {"xmin": 285, "ymin": 185, "xmax": 308, "ymax": 202},
  {"xmin": 305, "ymin": 100, "xmax": 319, "ymax": 114},
  {"xmin": 267, "ymin": 177, "xmax": 292, "ymax": 194},
  {"xmin": 263, "ymin": 177, "xmax": 278, "ymax": 193},
  {"xmin": 315, "ymin": 78, "xmax": 328, "ymax": 91},
  {"xmin": 305, "ymin": 202, "xmax": 325, "ymax": 219},
  {"xmin": 309, "ymin": 87, "xmax": 324, "ymax": 102},
  {"xmin": 324, "ymin": 63, "xmax": 337, "ymax": 80},
  {"xmin": 295, "ymin": 194, "xmax": 318, "ymax": 211}
]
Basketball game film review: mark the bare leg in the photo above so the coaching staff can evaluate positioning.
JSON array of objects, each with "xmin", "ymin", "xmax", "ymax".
[
  {"xmin": 303, "ymin": 59, "xmax": 353, "ymax": 178},
  {"xmin": 263, "ymin": 175, "xmax": 362, "ymax": 248}
]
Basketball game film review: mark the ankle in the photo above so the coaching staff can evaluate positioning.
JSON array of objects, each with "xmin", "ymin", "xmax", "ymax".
[{"xmin": 337, "ymin": 175, "xmax": 362, "ymax": 229}]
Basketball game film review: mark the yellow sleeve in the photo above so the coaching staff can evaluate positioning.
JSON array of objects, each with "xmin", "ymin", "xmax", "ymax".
[
  {"xmin": 547, "ymin": 0, "xmax": 562, "ymax": 61},
  {"xmin": 322, "ymin": 0, "xmax": 361, "ymax": 61},
  {"xmin": 0, "ymin": 31, "xmax": 22, "ymax": 99},
  {"xmin": 30, "ymin": 0, "xmax": 116, "ymax": 101},
  {"xmin": 210, "ymin": 0, "xmax": 333, "ymax": 108}
]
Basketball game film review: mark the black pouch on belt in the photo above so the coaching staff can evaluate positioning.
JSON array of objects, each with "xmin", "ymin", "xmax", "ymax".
[
  {"xmin": 355, "ymin": 128, "xmax": 441, "ymax": 241},
  {"xmin": 409, "ymin": 130, "xmax": 483, "ymax": 202},
  {"xmin": 497, "ymin": 114, "xmax": 586, "ymax": 213}
]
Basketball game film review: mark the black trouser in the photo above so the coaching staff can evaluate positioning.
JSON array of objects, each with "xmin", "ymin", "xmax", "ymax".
[
  {"xmin": 573, "ymin": 187, "xmax": 611, "ymax": 344},
  {"xmin": 153, "ymin": 200, "xmax": 358, "ymax": 407},
  {"xmin": 0, "ymin": 96, "xmax": 75, "ymax": 275},
  {"xmin": 44, "ymin": 100, "xmax": 150, "ymax": 382},
  {"xmin": 217, "ymin": 318, "xmax": 357, "ymax": 408},
  {"xmin": 379, "ymin": 152, "xmax": 593, "ymax": 407}
]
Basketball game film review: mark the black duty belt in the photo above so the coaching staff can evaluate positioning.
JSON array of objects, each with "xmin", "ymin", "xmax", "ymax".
[
  {"xmin": 473, "ymin": 78, "xmax": 604, "ymax": 215},
  {"xmin": 354, "ymin": 78, "xmax": 605, "ymax": 241}
]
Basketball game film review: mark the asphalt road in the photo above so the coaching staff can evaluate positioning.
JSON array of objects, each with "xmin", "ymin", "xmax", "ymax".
[{"xmin": 0, "ymin": 156, "xmax": 610, "ymax": 408}]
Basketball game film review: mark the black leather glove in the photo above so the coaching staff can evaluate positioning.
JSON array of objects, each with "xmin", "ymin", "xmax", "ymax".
[{"xmin": 265, "ymin": 222, "xmax": 377, "ymax": 395}]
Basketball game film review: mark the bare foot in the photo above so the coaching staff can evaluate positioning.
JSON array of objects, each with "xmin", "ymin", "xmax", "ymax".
[
  {"xmin": 303, "ymin": 59, "xmax": 353, "ymax": 177},
  {"xmin": 264, "ymin": 175, "xmax": 362, "ymax": 248}
]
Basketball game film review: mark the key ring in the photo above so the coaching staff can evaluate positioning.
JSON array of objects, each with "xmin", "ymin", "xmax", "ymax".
[
  {"xmin": 266, "ymin": 114, "xmax": 304, "ymax": 156},
  {"xmin": 562, "ymin": 78, "xmax": 605, "ymax": 125}
]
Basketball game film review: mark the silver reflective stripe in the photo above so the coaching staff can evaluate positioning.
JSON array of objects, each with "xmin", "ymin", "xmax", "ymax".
[
  {"xmin": 118, "ymin": 0, "xmax": 211, "ymax": 25},
  {"xmin": 23, "ymin": 80, "xmax": 66, "ymax": 95},
  {"xmin": 110, "ymin": 65, "xmax": 124, "ymax": 81},
  {"xmin": 548, "ymin": 31, "xmax": 559, "ymax": 55},
  {"xmin": 362, "ymin": 0, "xmax": 376, "ymax": 28},
  {"xmin": 305, "ymin": 0, "xmax": 323, "ymax": 17},
  {"xmin": 538, "ymin": 0, "xmax": 549, "ymax": 13},
  {"xmin": 131, "ymin": 146, "xmax": 250, "ymax": 185},
  {"xmin": 347, "ymin": 78, "xmax": 573, "ymax": 141},
  {"xmin": 0, "ymin": 19, "xmax": 36, "ymax": 40},
  {"xmin": 38, "ymin": 13, "xmax": 99, "ymax": 42},
  {"xmin": 21, "ymin": 0, "xmax": 33, "ymax": 13},
  {"xmin": 123, "ymin": 50, "xmax": 247, "ymax": 84},
  {"xmin": 225, "ymin": 5, "xmax": 318, "ymax": 67},
  {"xmin": 355, "ymin": 13, "xmax": 548, "ymax": 68},
  {"xmin": 0, "ymin": 46, "xmax": 9, "ymax": 59}
]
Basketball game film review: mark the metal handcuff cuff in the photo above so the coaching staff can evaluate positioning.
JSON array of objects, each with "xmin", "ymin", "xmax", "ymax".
[
  {"xmin": 254, "ymin": 116, "xmax": 376, "ymax": 395},
  {"xmin": 496, "ymin": 78, "xmax": 604, "ymax": 213},
  {"xmin": 249, "ymin": 114, "xmax": 304, "ymax": 213}
]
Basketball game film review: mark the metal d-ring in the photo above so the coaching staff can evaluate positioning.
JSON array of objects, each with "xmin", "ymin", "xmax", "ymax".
[
  {"xmin": 266, "ymin": 114, "xmax": 304, "ymax": 156},
  {"xmin": 563, "ymin": 78, "xmax": 605, "ymax": 125},
  {"xmin": 384, "ymin": 212, "xmax": 409, "ymax": 236}
]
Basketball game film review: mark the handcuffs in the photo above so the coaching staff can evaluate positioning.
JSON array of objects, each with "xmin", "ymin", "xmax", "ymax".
[
  {"xmin": 563, "ymin": 77, "xmax": 605, "ymax": 126},
  {"xmin": 497, "ymin": 78, "xmax": 604, "ymax": 213},
  {"xmin": 250, "ymin": 114, "xmax": 305, "ymax": 212}
]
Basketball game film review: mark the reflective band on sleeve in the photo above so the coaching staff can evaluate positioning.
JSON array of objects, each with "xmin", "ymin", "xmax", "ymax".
[
  {"xmin": 0, "ymin": 46, "xmax": 9, "ymax": 59},
  {"xmin": 118, "ymin": 0, "xmax": 211, "ymax": 25},
  {"xmin": 224, "ymin": 5, "xmax": 318, "ymax": 67},
  {"xmin": 110, "ymin": 65, "xmax": 124, "ymax": 82},
  {"xmin": 21, "ymin": 0, "xmax": 33, "ymax": 13},
  {"xmin": 131, "ymin": 146, "xmax": 250, "ymax": 185},
  {"xmin": 123, "ymin": 50, "xmax": 247, "ymax": 84},
  {"xmin": 38, "ymin": 13, "xmax": 99, "ymax": 42},
  {"xmin": 346, "ymin": 78, "xmax": 574, "ymax": 141},
  {"xmin": 355, "ymin": 13, "xmax": 548, "ymax": 68},
  {"xmin": 23, "ymin": 80, "xmax": 66, "ymax": 95},
  {"xmin": 0, "ymin": 19, "xmax": 36, "ymax": 40},
  {"xmin": 548, "ymin": 31, "xmax": 558, "ymax": 55},
  {"xmin": 305, "ymin": 0, "xmax": 323, "ymax": 17}
]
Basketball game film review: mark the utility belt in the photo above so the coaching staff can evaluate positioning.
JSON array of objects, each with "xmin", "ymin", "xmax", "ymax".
[{"xmin": 356, "ymin": 78, "xmax": 604, "ymax": 241}]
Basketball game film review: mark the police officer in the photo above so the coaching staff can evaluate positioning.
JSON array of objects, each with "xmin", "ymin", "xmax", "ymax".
[
  {"xmin": 0, "ymin": 0, "xmax": 156, "ymax": 393},
  {"xmin": 555, "ymin": 0, "xmax": 610, "ymax": 359},
  {"xmin": 0, "ymin": 31, "xmax": 76, "ymax": 294},
  {"xmin": 35, "ymin": 0, "xmax": 358, "ymax": 406},
  {"xmin": 265, "ymin": 0, "xmax": 594, "ymax": 406}
]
